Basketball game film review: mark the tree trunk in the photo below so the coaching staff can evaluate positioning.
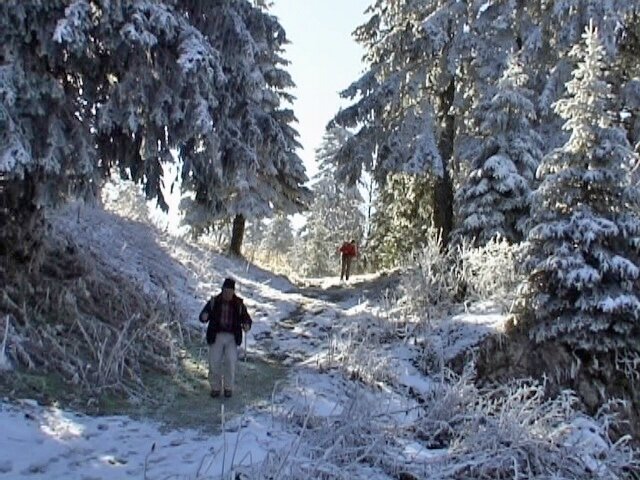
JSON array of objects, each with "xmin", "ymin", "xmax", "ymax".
[
  {"xmin": 0, "ymin": 173, "xmax": 45, "ymax": 264},
  {"xmin": 432, "ymin": 171, "xmax": 454, "ymax": 248},
  {"xmin": 229, "ymin": 214, "xmax": 245, "ymax": 256},
  {"xmin": 432, "ymin": 79, "xmax": 456, "ymax": 248}
]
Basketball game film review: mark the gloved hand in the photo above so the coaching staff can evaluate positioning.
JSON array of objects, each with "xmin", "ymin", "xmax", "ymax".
[{"xmin": 242, "ymin": 322, "xmax": 250, "ymax": 332}]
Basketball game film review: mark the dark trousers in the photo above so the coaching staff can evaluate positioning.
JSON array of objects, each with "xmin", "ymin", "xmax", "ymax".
[{"xmin": 340, "ymin": 255, "xmax": 353, "ymax": 281}]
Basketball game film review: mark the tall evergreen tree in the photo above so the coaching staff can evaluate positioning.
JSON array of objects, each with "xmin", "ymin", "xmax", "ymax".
[
  {"xmin": 1, "ymin": 0, "xmax": 226, "ymax": 259},
  {"xmin": 329, "ymin": 0, "xmax": 446, "ymax": 241},
  {"xmin": 0, "ymin": 3, "xmax": 88, "ymax": 259},
  {"xmin": 298, "ymin": 127, "xmax": 364, "ymax": 276},
  {"xmin": 329, "ymin": 0, "xmax": 521, "ymax": 247},
  {"xmin": 520, "ymin": 25, "xmax": 640, "ymax": 355},
  {"xmin": 0, "ymin": 1, "xmax": 309, "ymax": 261},
  {"xmin": 454, "ymin": 59, "xmax": 542, "ymax": 245},
  {"xmin": 58, "ymin": 0, "xmax": 228, "ymax": 209},
  {"xmin": 179, "ymin": 1, "xmax": 310, "ymax": 255},
  {"xmin": 261, "ymin": 214, "xmax": 294, "ymax": 261},
  {"xmin": 369, "ymin": 173, "xmax": 432, "ymax": 268}
]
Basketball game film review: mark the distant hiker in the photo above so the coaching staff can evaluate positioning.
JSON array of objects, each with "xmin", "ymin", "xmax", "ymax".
[
  {"xmin": 338, "ymin": 239, "xmax": 358, "ymax": 281},
  {"xmin": 199, "ymin": 278, "xmax": 252, "ymax": 398}
]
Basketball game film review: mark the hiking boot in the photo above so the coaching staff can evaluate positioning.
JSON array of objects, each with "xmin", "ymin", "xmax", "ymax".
[
  {"xmin": 224, "ymin": 389, "xmax": 233, "ymax": 398},
  {"xmin": 210, "ymin": 390, "xmax": 220, "ymax": 398}
]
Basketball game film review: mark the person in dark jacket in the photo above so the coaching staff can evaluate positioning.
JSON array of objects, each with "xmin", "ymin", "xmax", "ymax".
[{"xmin": 199, "ymin": 278, "xmax": 252, "ymax": 398}]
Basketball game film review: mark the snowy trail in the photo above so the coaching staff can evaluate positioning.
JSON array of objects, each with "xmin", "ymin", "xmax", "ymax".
[
  {"xmin": 0, "ymin": 206, "xmax": 511, "ymax": 479},
  {"xmin": 0, "ymin": 207, "xmax": 404, "ymax": 479},
  {"xmin": 0, "ymin": 399, "xmax": 289, "ymax": 479}
]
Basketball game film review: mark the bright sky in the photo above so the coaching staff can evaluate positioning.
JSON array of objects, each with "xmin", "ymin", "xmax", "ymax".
[{"xmin": 270, "ymin": 0, "xmax": 370, "ymax": 181}]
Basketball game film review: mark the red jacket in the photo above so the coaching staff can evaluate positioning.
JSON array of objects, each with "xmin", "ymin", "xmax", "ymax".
[{"xmin": 339, "ymin": 242, "xmax": 357, "ymax": 257}]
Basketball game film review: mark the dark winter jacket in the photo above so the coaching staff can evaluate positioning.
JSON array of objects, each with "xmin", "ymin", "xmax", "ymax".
[{"xmin": 199, "ymin": 294, "xmax": 252, "ymax": 345}]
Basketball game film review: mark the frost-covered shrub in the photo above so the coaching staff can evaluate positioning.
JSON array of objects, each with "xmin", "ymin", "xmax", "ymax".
[
  {"xmin": 400, "ymin": 228, "xmax": 463, "ymax": 314},
  {"xmin": 330, "ymin": 321, "xmax": 395, "ymax": 385},
  {"xmin": 414, "ymin": 372, "xmax": 638, "ymax": 479},
  {"xmin": 247, "ymin": 393, "xmax": 393, "ymax": 480},
  {"xmin": 401, "ymin": 230, "xmax": 523, "ymax": 316},
  {"xmin": 243, "ymin": 368, "xmax": 638, "ymax": 480},
  {"xmin": 416, "ymin": 336, "xmax": 444, "ymax": 375},
  {"xmin": 460, "ymin": 236, "xmax": 525, "ymax": 303}
]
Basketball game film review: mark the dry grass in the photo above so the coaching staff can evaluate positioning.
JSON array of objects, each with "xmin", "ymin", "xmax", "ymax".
[{"xmin": 0, "ymin": 232, "xmax": 185, "ymax": 399}]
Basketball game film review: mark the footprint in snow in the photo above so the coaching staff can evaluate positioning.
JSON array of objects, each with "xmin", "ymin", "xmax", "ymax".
[
  {"xmin": 24, "ymin": 461, "xmax": 48, "ymax": 475},
  {"xmin": 0, "ymin": 460, "xmax": 12, "ymax": 474}
]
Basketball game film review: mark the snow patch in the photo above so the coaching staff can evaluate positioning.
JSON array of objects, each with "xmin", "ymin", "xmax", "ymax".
[
  {"xmin": 0, "ymin": 401, "xmax": 289, "ymax": 479},
  {"xmin": 477, "ymin": 1, "xmax": 493, "ymax": 18}
]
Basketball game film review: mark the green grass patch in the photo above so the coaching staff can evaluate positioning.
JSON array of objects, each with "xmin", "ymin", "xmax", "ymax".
[{"xmin": 0, "ymin": 342, "xmax": 288, "ymax": 433}]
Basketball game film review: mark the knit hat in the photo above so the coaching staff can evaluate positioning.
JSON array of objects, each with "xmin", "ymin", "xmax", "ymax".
[{"xmin": 222, "ymin": 278, "xmax": 236, "ymax": 290}]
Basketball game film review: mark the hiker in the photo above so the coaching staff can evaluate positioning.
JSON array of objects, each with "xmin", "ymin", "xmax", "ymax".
[
  {"xmin": 199, "ymin": 278, "xmax": 252, "ymax": 398},
  {"xmin": 338, "ymin": 239, "xmax": 358, "ymax": 281}
]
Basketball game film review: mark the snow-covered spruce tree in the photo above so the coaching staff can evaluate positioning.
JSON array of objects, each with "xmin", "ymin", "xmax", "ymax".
[
  {"xmin": 297, "ymin": 127, "xmax": 364, "ymax": 276},
  {"xmin": 260, "ymin": 214, "xmax": 294, "ymax": 263},
  {"xmin": 54, "ymin": 0, "xmax": 228, "ymax": 210},
  {"xmin": 369, "ymin": 173, "xmax": 432, "ymax": 269},
  {"xmin": 179, "ymin": 1, "xmax": 310, "ymax": 256},
  {"xmin": 0, "ymin": 1, "xmax": 97, "ymax": 260},
  {"xmin": 329, "ymin": 1, "xmax": 447, "ymax": 244},
  {"xmin": 454, "ymin": 58, "xmax": 542, "ymax": 246},
  {"xmin": 1, "ymin": 1, "xmax": 227, "ymax": 261},
  {"xmin": 520, "ymin": 25, "xmax": 640, "ymax": 359},
  {"xmin": 55, "ymin": 0, "xmax": 309, "ymax": 257}
]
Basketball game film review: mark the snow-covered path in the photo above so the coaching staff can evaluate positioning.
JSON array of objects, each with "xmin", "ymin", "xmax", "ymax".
[
  {"xmin": 0, "ymin": 399, "xmax": 289, "ymax": 479},
  {"xmin": 3, "ymin": 205, "xmax": 603, "ymax": 480},
  {"xmin": 0, "ymin": 206, "xmax": 425, "ymax": 479}
]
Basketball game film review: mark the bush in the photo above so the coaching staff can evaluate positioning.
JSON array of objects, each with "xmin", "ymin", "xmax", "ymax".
[
  {"xmin": 400, "ymin": 228, "xmax": 462, "ymax": 314},
  {"xmin": 460, "ymin": 236, "xmax": 525, "ymax": 303},
  {"xmin": 401, "ymin": 230, "xmax": 524, "ymax": 316},
  {"xmin": 241, "ymin": 368, "xmax": 638, "ymax": 479}
]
